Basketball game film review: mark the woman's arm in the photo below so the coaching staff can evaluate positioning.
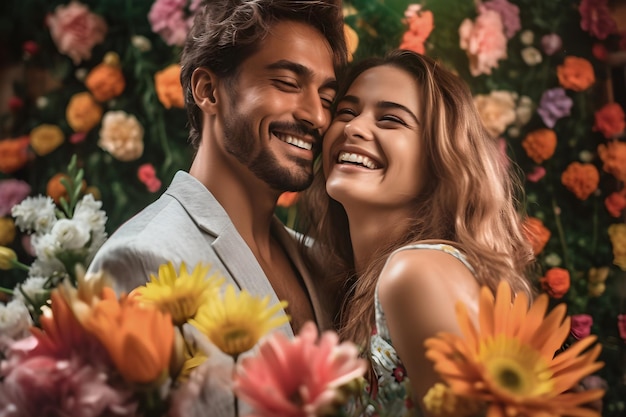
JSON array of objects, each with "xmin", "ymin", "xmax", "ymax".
[{"xmin": 377, "ymin": 248, "xmax": 480, "ymax": 414}]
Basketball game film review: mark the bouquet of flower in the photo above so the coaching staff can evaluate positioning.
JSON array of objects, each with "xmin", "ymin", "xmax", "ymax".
[{"xmin": 421, "ymin": 281, "xmax": 606, "ymax": 417}]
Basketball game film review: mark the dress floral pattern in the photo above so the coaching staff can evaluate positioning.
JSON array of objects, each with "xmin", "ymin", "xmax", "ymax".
[{"xmin": 364, "ymin": 243, "xmax": 475, "ymax": 417}]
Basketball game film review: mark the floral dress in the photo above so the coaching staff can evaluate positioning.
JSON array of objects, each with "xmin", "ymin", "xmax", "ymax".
[{"xmin": 363, "ymin": 243, "xmax": 475, "ymax": 417}]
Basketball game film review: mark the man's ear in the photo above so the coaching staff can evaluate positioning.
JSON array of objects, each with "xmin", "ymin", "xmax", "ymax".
[{"xmin": 191, "ymin": 67, "xmax": 219, "ymax": 113}]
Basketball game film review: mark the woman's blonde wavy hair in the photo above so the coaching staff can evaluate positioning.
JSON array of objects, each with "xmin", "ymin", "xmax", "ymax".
[{"xmin": 298, "ymin": 50, "xmax": 536, "ymax": 349}]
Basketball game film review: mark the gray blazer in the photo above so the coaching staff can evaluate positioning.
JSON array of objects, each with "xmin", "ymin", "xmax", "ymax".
[{"xmin": 87, "ymin": 171, "xmax": 333, "ymax": 416}]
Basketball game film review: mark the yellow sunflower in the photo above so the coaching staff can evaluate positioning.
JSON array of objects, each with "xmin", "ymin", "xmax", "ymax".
[
  {"xmin": 424, "ymin": 280, "xmax": 605, "ymax": 417},
  {"xmin": 131, "ymin": 261, "xmax": 224, "ymax": 326},
  {"xmin": 189, "ymin": 284, "xmax": 289, "ymax": 358}
]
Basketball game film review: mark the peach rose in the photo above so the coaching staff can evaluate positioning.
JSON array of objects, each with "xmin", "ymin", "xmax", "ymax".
[
  {"xmin": 560, "ymin": 162, "xmax": 599, "ymax": 200},
  {"xmin": 46, "ymin": 1, "xmax": 108, "ymax": 64},
  {"xmin": 0, "ymin": 136, "xmax": 30, "ymax": 174},
  {"xmin": 30, "ymin": 124, "xmax": 65, "ymax": 156},
  {"xmin": 522, "ymin": 129, "xmax": 557, "ymax": 164},
  {"xmin": 608, "ymin": 223, "xmax": 626, "ymax": 271},
  {"xmin": 66, "ymin": 92, "xmax": 103, "ymax": 133},
  {"xmin": 557, "ymin": 56, "xmax": 595, "ymax": 92},
  {"xmin": 473, "ymin": 90, "xmax": 517, "ymax": 138},
  {"xmin": 540, "ymin": 267, "xmax": 570, "ymax": 299},
  {"xmin": 522, "ymin": 217, "xmax": 551, "ymax": 255},
  {"xmin": 98, "ymin": 111, "xmax": 144, "ymax": 161},
  {"xmin": 154, "ymin": 64, "xmax": 184, "ymax": 109},
  {"xmin": 85, "ymin": 63, "xmax": 126, "ymax": 102},
  {"xmin": 593, "ymin": 102, "xmax": 625, "ymax": 139},
  {"xmin": 459, "ymin": 9, "xmax": 507, "ymax": 76},
  {"xmin": 597, "ymin": 141, "xmax": 626, "ymax": 182}
]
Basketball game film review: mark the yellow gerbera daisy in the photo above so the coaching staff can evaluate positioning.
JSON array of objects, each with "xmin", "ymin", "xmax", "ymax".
[
  {"xmin": 189, "ymin": 284, "xmax": 289, "ymax": 358},
  {"xmin": 423, "ymin": 382, "xmax": 485, "ymax": 417},
  {"xmin": 131, "ymin": 261, "xmax": 224, "ymax": 326},
  {"xmin": 424, "ymin": 280, "xmax": 605, "ymax": 417}
]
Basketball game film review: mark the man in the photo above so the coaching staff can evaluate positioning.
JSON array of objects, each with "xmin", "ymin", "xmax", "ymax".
[{"xmin": 87, "ymin": 0, "xmax": 346, "ymax": 413}]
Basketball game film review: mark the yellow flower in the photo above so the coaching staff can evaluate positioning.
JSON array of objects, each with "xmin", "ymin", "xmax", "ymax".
[
  {"xmin": 424, "ymin": 281, "xmax": 605, "ymax": 417},
  {"xmin": 57, "ymin": 266, "xmax": 113, "ymax": 324},
  {"xmin": 0, "ymin": 246, "xmax": 17, "ymax": 270},
  {"xmin": 30, "ymin": 124, "xmax": 65, "ymax": 156},
  {"xmin": 190, "ymin": 284, "xmax": 289, "ymax": 357},
  {"xmin": 423, "ymin": 382, "xmax": 484, "ymax": 417},
  {"xmin": 608, "ymin": 223, "xmax": 626, "ymax": 271},
  {"xmin": 130, "ymin": 262, "xmax": 224, "ymax": 326},
  {"xmin": 587, "ymin": 267, "xmax": 609, "ymax": 298},
  {"xmin": 0, "ymin": 218, "xmax": 16, "ymax": 246}
]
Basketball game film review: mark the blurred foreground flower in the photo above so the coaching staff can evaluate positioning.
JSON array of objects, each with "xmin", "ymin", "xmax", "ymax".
[
  {"xmin": 423, "ymin": 281, "xmax": 605, "ymax": 417},
  {"xmin": 233, "ymin": 321, "xmax": 368, "ymax": 417}
]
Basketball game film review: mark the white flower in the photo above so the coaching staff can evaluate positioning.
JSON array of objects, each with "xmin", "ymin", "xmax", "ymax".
[
  {"xmin": 98, "ymin": 110, "xmax": 144, "ymax": 161},
  {"xmin": 74, "ymin": 194, "xmax": 107, "ymax": 233},
  {"xmin": 131, "ymin": 35, "xmax": 152, "ymax": 52},
  {"xmin": 515, "ymin": 95, "xmax": 534, "ymax": 126},
  {"xmin": 50, "ymin": 218, "xmax": 91, "ymax": 251},
  {"xmin": 520, "ymin": 29, "xmax": 534, "ymax": 45},
  {"xmin": 0, "ymin": 300, "xmax": 32, "ymax": 340},
  {"xmin": 579, "ymin": 150, "xmax": 594, "ymax": 163},
  {"xmin": 31, "ymin": 233, "xmax": 61, "ymax": 262},
  {"xmin": 36, "ymin": 96, "xmax": 48, "ymax": 109},
  {"xmin": 28, "ymin": 258, "xmax": 66, "ymax": 278},
  {"xmin": 545, "ymin": 253, "xmax": 563, "ymax": 267},
  {"xmin": 12, "ymin": 196, "xmax": 57, "ymax": 234},
  {"xmin": 521, "ymin": 46, "xmax": 542, "ymax": 66},
  {"xmin": 13, "ymin": 276, "xmax": 50, "ymax": 308}
]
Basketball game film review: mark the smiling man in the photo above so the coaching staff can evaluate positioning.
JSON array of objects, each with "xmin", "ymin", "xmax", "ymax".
[{"xmin": 87, "ymin": 2, "xmax": 346, "ymax": 414}]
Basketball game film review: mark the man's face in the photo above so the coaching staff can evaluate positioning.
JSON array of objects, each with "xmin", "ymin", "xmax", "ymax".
[{"xmin": 220, "ymin": 20, "xmax": 337, "ymax": 192}]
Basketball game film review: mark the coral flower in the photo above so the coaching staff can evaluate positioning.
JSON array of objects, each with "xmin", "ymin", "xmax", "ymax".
[
  {"xmin": 85, "ymin": 62, "xmax": 126, "ymax": 102},
  {"xmin": 66, "ymin": 92, "xmax": 103, "ymax": 133},
  {"xmin": 154, "ymin": 64, "xmax": 184, "ymax": 109},
  {"xmin": 557, "ymin": 56, "xmax": 595, "ymax": 92},
  {"xmin": 83, "ymin": 294, "xmax": 174, "ymax": 384},
  {"xmin": 233, "ymin": 321, "xmax": 368, "ymax": 417},
  {"xmin": 522, "ymin": 217, "xmax": 551, "ymax": 255},
  {"xmin": 561, "ymin": 162, "xmax": 600, "ymax": 200},
  {"xmin": 541, "ymin": 267, "xmax": 571, "ymax": 299},
  {"xmin": 0, "ymin": 136, "xmax": 30, "ymax": 174},
  {"xmin": 424, "ymin": 281, "xmax": 605, "ymax": 417},
  {"xmin": 521, "ymin": 128, "xmax": 557, "ymax": 164},
  {"xmin": 597, "ymin": 141, "xmax": 626, "ymax": 182},
  {"xmin": 190, "ymin": 284, "xmax": 289, "ymax": 357},
  {"xmin": 593, "ymin": 102, "xmax": 625, "ymax": 139},
  {"xmin": 130, "ymin": 261, "xmax": 224, "ymax": 326}
]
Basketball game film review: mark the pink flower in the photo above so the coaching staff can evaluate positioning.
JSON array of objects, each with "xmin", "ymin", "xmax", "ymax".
[
  {"xmin": 527, "ymin": 166, "xmax": 547, "ymax": 182},
  {"xmin": 459, "ymin": 8, "xmax": 508, "ymax": 76},
  {"xmin": 541, "ymin": 33, "xmax": 562, "ymax": 56},
  {"xmin": 148, "ymin": 0, "xmax": 193, "ymax": 46},
  {"xmin": 570, "ymin": 314, "xmax": 593, "ymax": 340},
  {"xmin": 0, "ymin": 179, "xmax": 31, "ymax": 216},
  {"xmin": 0, "ymin": 354, "xmax": 138, "ymax": 417},
  {"xmin": 618, "ymin": 314, "xmax": 626, "ymax": 342},
  {"xmin": 70, "ymin": 132, "xmax": 87, "ymax": 144},
  {"xmin": 579, "ymin": 0, "xmax": 617, "ymax": 40},
  {"xmin": 482, "ymin": 0, "xmax": 520, "ymax": 39},
  {"xmin": 605, "ymin": 191, "xmax": 626, "ymax": 218},
  {"xmin": 138, "ymin": 164, "xmax": 162, "ymax": 193},
  {"xmin": 233, "ymin": 321, "xmax": 367, "ymax": 417},
  {"xmin": 46, "ymin": 2, "xmax": 108, "ymax": 65}
]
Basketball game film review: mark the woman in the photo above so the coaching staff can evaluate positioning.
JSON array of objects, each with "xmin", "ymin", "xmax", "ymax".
[{"xmin": 299, "ymin": 50, "xmax": 535, "ymax": 415}]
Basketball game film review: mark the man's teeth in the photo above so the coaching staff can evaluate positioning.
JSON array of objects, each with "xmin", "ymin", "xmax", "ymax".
[
  {"xmin": 278, "ymin": 134, "xmax": 312, "ymax": 151},
  {"xmin": 338, "ymin": 152, "xmax": 379, "ymax": 169}
]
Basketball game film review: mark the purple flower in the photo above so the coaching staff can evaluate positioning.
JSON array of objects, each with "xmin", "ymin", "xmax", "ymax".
[
  {"xmin": 570, "ymin": 314, "xmax": 593, "ymax": 340},
  {"xmin": 537, "ymin": 88, "xmax": 573, "ymax": 128},
  {"xmin": 482, "ymin": 0, "xmax": 521, "ymax": 39},
  {"xmin": 541, "ymin": 33, "xmax": 562, "ymax": 56},
  {"xmin": 0, "ymin": 179, "xmax": 31, "ymax": 217}
]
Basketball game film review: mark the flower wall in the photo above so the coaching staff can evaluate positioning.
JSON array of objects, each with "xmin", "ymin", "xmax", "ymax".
[{"xmin": 1, "ymin": 0, "xmax": 626, "ymax": 414}]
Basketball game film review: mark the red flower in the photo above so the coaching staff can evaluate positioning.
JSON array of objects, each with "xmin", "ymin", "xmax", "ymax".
[
  {"xmin": 540, "ymin": 267, "xmax": 571, "ymax": 299},
  {"xmin": 605, "ymin": 191, "xmax": 626, "ymax": 218},
  {"xmin": 392, "ymin": 365, "xmax": 406, "ymax": 382},
  {"xmin": 618, "ymin": 314, "xmax": 626, "ymax": 342},
  {"xmin": 593, "ymin": 103, "xmax": 626, "ymax": 138}
]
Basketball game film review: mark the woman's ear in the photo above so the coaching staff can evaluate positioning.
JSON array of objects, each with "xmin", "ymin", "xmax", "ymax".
[{"xmin": 191, "ymin": 67, "xmax": 219, "ymax": 113}]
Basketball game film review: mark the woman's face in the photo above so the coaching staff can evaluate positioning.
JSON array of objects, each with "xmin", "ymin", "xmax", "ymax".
[{"xmin": 323, "ymin": 64, "xmax": 426, "ymax": 213}]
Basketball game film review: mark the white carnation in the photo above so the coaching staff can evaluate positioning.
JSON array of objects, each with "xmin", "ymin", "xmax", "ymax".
[
  {"xmin": 29, "ymin": 258, "xmax": 66, "ymax": 278},
  {"xmin": 74, "ymin": 194, "xmax": 108, "ymax": 234},
  {"xmin": 13, "ymin": 276, "xmax": 50, "ymax": 308},
  {"xmin": 50, "ymin": 218, "xmax": 91, "ymax": 251},
  {"xmin": 0, "ymin": 300, "xmax": 32, "ymax": 340},
  {"xmin": 11, "ymin": 196, "xmax": 57, "ymax": 234},
  {"xmin": 31, "ymin": 233, "xmax": 61, "ymax": 261}
]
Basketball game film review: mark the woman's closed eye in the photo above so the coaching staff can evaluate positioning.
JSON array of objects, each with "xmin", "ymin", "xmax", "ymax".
[
  {"xmin": 334, "ymin": 107, "xmax": 357, "ymax": 121},
  {"xmin": 379, "ymin": 114, "xmax": 408, "ymax": 127}
]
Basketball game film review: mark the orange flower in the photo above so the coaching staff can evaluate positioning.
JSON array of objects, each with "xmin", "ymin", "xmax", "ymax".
[
  {"xmin": 605, "ymin": 190, "xmax": 626, "ymax": 218},
  {"xmin": 46, "ymin": 173, "xmax": 87, "ymax": 205},
  {"xmin": 424, "ymin": 281, "xmax": 604, "ymax": 417},
  {"xmin": 593, "ymin": 102, "xmax": 625, "ymax": 138},
  {"xmin": 540, "ymin": 267, "xmax": 570, "ymax": 298},
  {"xmin": 344, "ymin": 24, "xmax": 359, "ymax": 62},
  {"xmin": 30, "ymin": 124, "xmax": 65, "ymax": 156},
  {"xmin": 522, "ymin": 129, "xmax": 557, "ymax": 164},
  {"xmin": 277, "ymin": 191, "xmax": 299, "ymax": 208},
  {"xmin": 597, "ymin": 141, "xmax": 626, "ymax": 182},
  {"xmin": 154, "ymin": 64, "xmax": 184, "ymax": 109},
  {"xmin": 0, "ymin": 217, "xmax": 16, "ymax": 246},
  {"xmin": 399, "ymin": 9, "xmax": 434, "ymax": 54},
  {"xmin": 522, "ymin": 217, "xmax": 551, "ymax": 255},
  {"xmin": 0, "ymin": 136, "xmax": 30, "ymax": 174},
  {"xmin": 557, "ymin": 56, "xmax": 595, "ymax": 91},
  {"xmin": 608, "ymin": 223, "xmax": 626, "ymax": 271},
  {"xmin": 560, "ymin": 162, "xmax": 599, "ymax": 200},
  {"xmin": 66, "ymin": 92, "xmax": 103, "ymax": 133},
  {"xmin": 83, "ymin": 294, "xmax": 174, "ymax": 384},
  {"xmin": 85, "ymin": 62, "xmax": 126, "ymax": 102}
]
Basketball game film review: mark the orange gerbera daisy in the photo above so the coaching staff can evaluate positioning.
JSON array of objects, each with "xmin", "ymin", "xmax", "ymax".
[{"xmin": 424, "ymin": 281, "xmax": 605, "ymax": 417}]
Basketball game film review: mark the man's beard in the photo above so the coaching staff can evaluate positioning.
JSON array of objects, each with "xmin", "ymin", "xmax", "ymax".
[{"xmin": 221, "ymin": 112, "xmax": 317, "ymax": 192}]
